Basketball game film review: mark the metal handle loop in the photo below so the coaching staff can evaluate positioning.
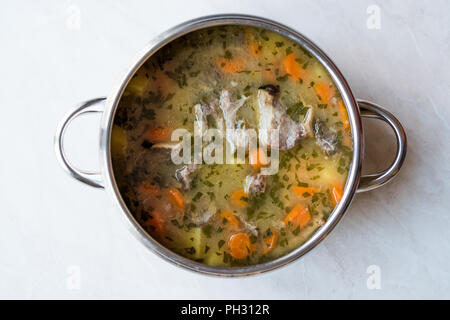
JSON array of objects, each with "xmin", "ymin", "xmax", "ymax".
[
  {"xmin": 54, "ymin": 98, "xmax": 106, "ymax": 188},
  {"xmin": 357, "ymin": 100, "xmax": 407, "ymax": 192}
]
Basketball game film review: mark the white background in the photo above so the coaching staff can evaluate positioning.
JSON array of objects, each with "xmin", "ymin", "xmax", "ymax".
[{"xmin": 1, "ymin": 0, "xmax": 449, "ymax": 299}]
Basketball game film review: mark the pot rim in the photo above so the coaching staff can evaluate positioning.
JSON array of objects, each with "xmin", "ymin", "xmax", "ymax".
[{"xmin": 99, "ymin": 14, "xmax": 363, "ymax": 277}]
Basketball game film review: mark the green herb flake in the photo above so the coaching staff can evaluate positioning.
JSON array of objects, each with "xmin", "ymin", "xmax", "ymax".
[
  {"xmin": 224, "ymin": 50, "xmax": 233, "ymax": 60},
  {"xmin": 202, "ymin": 225, "xmax": 213, "ymax": 238},
  {"xmin": 276, "ymin": 74, "xmax": 289, "ymax": 82},
  {"xmin": 192, "ymin": 192, "xmax": 203, "ymax": 202}
]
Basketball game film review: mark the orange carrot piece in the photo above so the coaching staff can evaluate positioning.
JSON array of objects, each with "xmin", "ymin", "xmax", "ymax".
[
  {"xmin": 283, "ymin": 53, "xmax": 305, "ymax": 80},
  {"xmin": 246, "ymin": 28, "xmax": 262, "ymax": 57},
  {"xmin": 228, "ymin": 233, "xmax": 253, "ymax": 259},
  {"xmin": 245, "ymin": 28, "xmax": 259, "ymax": 57},
  {"xmin": 217, "ymin": 57, "xmax": 245, "ymax": 73},
  {"xmin": 167, "ymin": 187, "xmax": 185, "ymax": 211},
  {"xmin": 137, "ymin": 183, "xmax": 161, "ymax": 199},
  {"xmin": 145, "ymin": 209, "xmax": 166, "ymax": 236},
  {"xmin": 144, "ymin": 127, "xmax": 172, "ymax": 143},
  {"xmin": 331, "ymin": 184, "xmax": 344, "ymax": 207},
  {"xmin": 249, "ymin": 148, "xmax": 269, "ymax": 169},
  {"xmin": 284, "ymin": 204, "xmax": 311, "ymax": 228},
  {"xmin": 262, "ymin": 68, "xmax": 277, "ymax": 83},
  {"xmin": 220, "ymin": 211, "xmax": 240, "ymax": 228},
  {"xmin": 230, "ymin": 189, "xmax": 249, "ymax": 209},
  {"xmin": 136, "ymin": 183, "xmax": 162, "ymax": 211},
  {"xmin": 153, "ymin": 72, "xmax": 170, "ymax": 96},
  {"xmin": 250, "ymin": 41, "xmax": 262, "ymax": 57},
  {"xmin": 313, "ymin": 82, "xmax": 335, "ymax": 104},
  {"xmin": 293, "ymin": 186, "xmax": 320, "ymax": 197},
  {"xmin": 263, "ymin": 228, "xmax": 278, "ymax": 254},
  {"xmin": 338, "ymin": 100, "xmax": 352, "ymax": 147},
  {"xmin": 338, "ymin": 100, "xmax": 350, "ymax": 131}
]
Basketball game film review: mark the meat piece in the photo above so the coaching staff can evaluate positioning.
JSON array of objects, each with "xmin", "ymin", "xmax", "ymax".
[
  {"xmin": 187, "ymin": 201, "xmax": 217, "ymax": 226},
  {"xmin": 244, "ymin": 173, "xmax": 267, "ymax": 196},
  {"xmin": 175, "ymin": 164, "xmax": 198, "ymax": 190},
  {"xmin": 194, "ymin": 103, "xmax": 208, "ymax": 137},
  {"xmin": 219, "ymin": 89, "xmax": 248, "ymax": 151},
  {"xmin": 240, "ymin": 218, "xmax": 258, "ymax": 237},
  {"xmin": 194, "ymin": 102, "xmax": 221, "ymax": 134},
  {"xmin": 219, "ymin": 90, "xmax": 247, "ymax": 128},
  {"xmin": 302, "ymin": 107, "xmax": 315, "ymax": 137},
  {"xmin": 177, "ymin": 100, "xmax": 224, "ymax": 191},
  {"xmin": 194, "ymin": 100, "xmax": 225, "ymax": 135},
  {"xmin": 257, "ymin": 85, "xmax": 312, "ymax": 150},
  {"xmin": 192, "ymin": 90, "xmax": 247, "ymax": 154},
  {"xmin": 314, "ymin": 119, "xmax": 338, "ymax": 155}
]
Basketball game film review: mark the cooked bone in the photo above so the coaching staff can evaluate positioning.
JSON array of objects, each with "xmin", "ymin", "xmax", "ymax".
[
  {"xmin": 194, "ymin": 103, "xmax": 208, "ymax": 137},
  {"xmin": 314, "ymin": 119, "xmax": 338, "ymax": 155},
  {"xmin": 187, "ymin": 201, "xmax": 217, "ymax": 226},
  {"xmin": 175, "ymin": 164, "xmax": 198, "ymax": 190},
  {"xmin": 151, "ymin": 142, "xmax": 182, "ymax": 151},
  {"xmin": 244, "ymin": 173, "xmax": 267, "ymax": 196},
  {"xmin": 240, "ymin": 218, "xmax": 258, "ymax": 237},
  {"xmin": 219, "ymin": 90, "xmax": 248, "ymax": 151},
  {"xmin": 257, "ymin": 85, "xmax": 311, "ymax": 150},
  {"xmin": 303, "ymin": 107, "xmax": 315, "ymax": 137},
  {"xmin": 219, "ymin": 90, "xmax": 247, "ymax": 130}
]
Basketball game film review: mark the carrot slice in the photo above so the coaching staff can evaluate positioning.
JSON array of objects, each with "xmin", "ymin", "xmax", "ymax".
[
  {"xmin": 228, "ymin": 233, "xmax": 253, "ymax": 259},
  {"xmin": 217, "ymin": 57, "xmax": 245, "ymax": 73},
  {"xmin": 284, "ymin": 204, "xmax": 311, "ymax": 228},
  {"xmin": 153, "ymin": 71, "xmax": 170, "ymax": 96},
  {"xmin": 245, "ymin": 28, "xmax": 262, "ymax": 57},
  {"xmin": 263, "ymin": 228, "xmax": 278, "ymax": 254},
  {"xmin": 249, "ymin": 148, "xmax": 269, "ymax": 169},
  {"xmin": 230, "ymin": 189, "xmax": 249, "ymax": 208},
  {"xmin": 145, "ymin": 209, "xmax": 166, "ymax": 236},
  {"xmin": 331, "ymin": 184, "xmax": 344, "ymax": 207},
  {"xmin": 293, "ymin": 186, "xmax": 320, "ymax": 198},
  {"xmin": 144, "ymin": 127, "xmax": 172, "ymax": 143},
  {"xmin": 250, "ymin": 41, "xmax": 262, "ymax": 57},
  {"xmin": 338, "ymin": 100, "xmax": 350, "ymax": 131},
  {"xmin": 167, "ymin": 187, "xmax": 185, "ymax": 211},
  {"xmin": 313, "ymin": 82, "xmax": 335, "ymax": 104},
  {"xmin": 137, "ymin": 183, "xmax": 161, "ymax": 199},
  {"xmin": 283, "ymin": 53, "xmax": 305, "ymax": 80},
  {"xmin": 220, "ymin": 211, "xmax": 240, "ymax": 228},
  {"xmin": 262, "ymin": 68, "xmax": 277, "ymax": 83}
]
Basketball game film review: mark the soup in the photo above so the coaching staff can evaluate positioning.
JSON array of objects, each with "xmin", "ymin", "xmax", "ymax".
[{"xmin": 111, "ymin": 25, "xmax": 353, "ymax": 267}]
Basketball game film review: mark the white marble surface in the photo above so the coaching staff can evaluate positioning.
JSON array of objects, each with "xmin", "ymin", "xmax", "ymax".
[{"xmin": 1, "ymin": 0, "xmax": 449, "ymax": 299}]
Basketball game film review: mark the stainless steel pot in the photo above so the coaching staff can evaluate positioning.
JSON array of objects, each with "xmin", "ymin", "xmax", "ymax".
[{"xmin": 54, "ymin": 14, "xmax": 407, "ymax": 276}]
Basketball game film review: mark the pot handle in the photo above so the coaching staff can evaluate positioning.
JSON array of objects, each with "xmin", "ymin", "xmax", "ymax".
[
  {"xmin": 357, "ymin": 100, "xmax": 407, "ymax": 193},
  {"xmin": 54, "ymin": 98, "xmax": 106, "ymax": 189}
]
